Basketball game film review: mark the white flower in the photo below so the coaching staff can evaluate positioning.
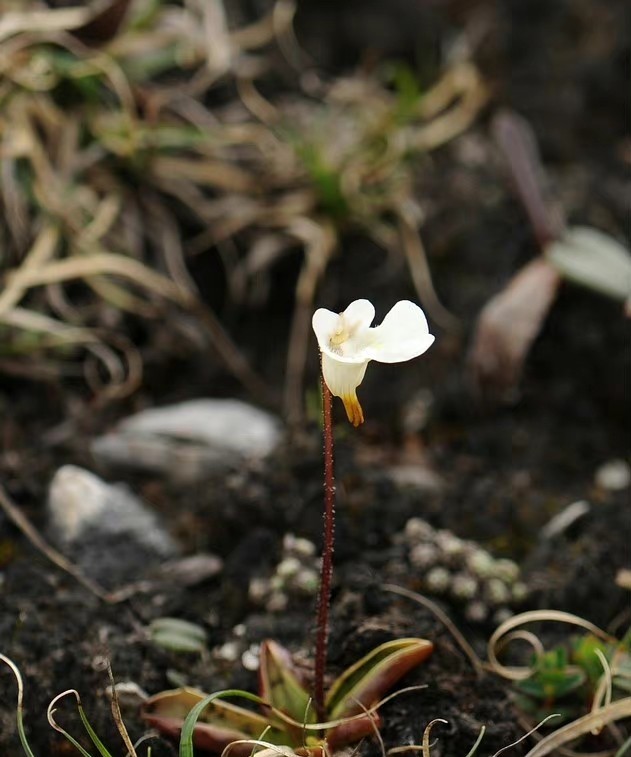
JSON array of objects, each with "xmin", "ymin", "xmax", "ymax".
[{"xmin": 312, "ymin": 299, "xmax": 435, "ymax": 426}]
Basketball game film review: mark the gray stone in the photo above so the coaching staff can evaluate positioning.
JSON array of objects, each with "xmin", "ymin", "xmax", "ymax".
[
  {"xmin": 48, "ymin": 465, "xmax": 177, "ymax": 585},
  {"xmin": 91, "ymin": 399, "xmax": 282, "ymax": 481}
]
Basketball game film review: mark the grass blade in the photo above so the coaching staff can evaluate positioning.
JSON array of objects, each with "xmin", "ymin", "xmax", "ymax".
[{"xmin": 0, "ymin": 654, "xmax": 38, "ymax": 757}]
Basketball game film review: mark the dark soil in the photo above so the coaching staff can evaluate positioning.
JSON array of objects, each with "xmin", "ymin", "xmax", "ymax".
[{"xmin": 1, "ymin": 1, "xmax": 629, "ymax": 756}]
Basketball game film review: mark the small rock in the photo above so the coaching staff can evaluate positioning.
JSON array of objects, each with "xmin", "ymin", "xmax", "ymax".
[
  {"xmin": 214, "ymin": 641, "xmax": 240, "ymax": 663},
  {"xmin": 241, "ymin": 644, "xmax": 260, "ymax": 671},
  {"xmin": 485, "ymin": 578, "xmax": 511, "ymax": 606},
  {"xmin": 425, "ymin": 566, "xmax": 451, "ymax": 593},
  {"xmin": 410, "ymin": 543, "xmax": 439, "ymax": 569},
  {"xmin": 404, "ymin": 517, "xmax": 434, "ymax": 541},
  {"xmin": 451, "ymin": 572, "xmax": 478, "ymax": 600},
  {"xmin": 595, "ymin": 459, "xmax": 631, "ymax": 491},
  {"xmin": 157, "ymin": 554, "xmax": 223, "ymax": 586},
  {"xmin": 48, "ymin": 465, "xmax": 177, "ymax": 585},
  {"xmin": 91, "ymin": 399, "xmax": 282, "ymax": 481},
  {"xmin": 248, "ymin": 532, "xmax": 319, "ymax": 612},
  {"xmin": 465, "ymin": 600, "xmax": 488, "ymax": 623},
  {"xmin": 387, "ymin": 464, "xmax": 444, "ymax": 493}
]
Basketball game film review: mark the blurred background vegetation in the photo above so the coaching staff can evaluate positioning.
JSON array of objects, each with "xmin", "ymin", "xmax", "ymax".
[
  {"xmin": 0, "ymin": 0, "xmax": 628, "ymax": 428},
  {"xmin": 0, "ymin": 0, "xmax": 491, "ymax": 420}
]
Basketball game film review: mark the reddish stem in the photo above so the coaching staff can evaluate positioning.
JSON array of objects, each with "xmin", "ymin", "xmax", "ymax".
[{"xmin": 314, "ymin": 372, "xmax": 335, "ymax": 719}]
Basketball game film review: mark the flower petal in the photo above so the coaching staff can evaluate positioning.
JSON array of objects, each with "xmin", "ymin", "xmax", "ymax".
[
  {"xmin": 312, "ymin": 300, "xmax": 376, "ymax": 364},
  {"xmin": 341, "ymin": 299, "xmax": 375, "ymax": 331},
  {"xmin": 312, "ymin": 308, "xmax": 340, "ymax": 353},
  {"xmin": 365, "ymin": 300, "xmax": 435, "ymax": 363},
  {"xmin": 321, "ymin": 353, "xmax": 368, "ymax": 426}
]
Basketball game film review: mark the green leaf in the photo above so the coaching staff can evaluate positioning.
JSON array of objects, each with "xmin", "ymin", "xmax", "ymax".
[
  {"xmin": 0, "ymin": 654, "xmax": 37, "ymax": 757},
  {"xmin": 148, "ymin": 617, "xmax": 207, "ymax": 654},
  {"xmin": 175, "ymin": 689, "xmax": 281, "ymax": 757},
  {"xmin": 142, "ymin": 687, "xmax": 287, "ymax": 757},
  {"xmin": 325, "ymin": 637, "xmax": 433, "ymax": 718},
  {"xmin": 546, "ymin": 226, "xmax": 631, "ymax": 302},
  {"xmin": 571, "ymin": 634, "xmax": 609, "ymax": 682},
  {"xmin": 77, "ymin": 699, "xmax": 115, "ymax": 757},
  {"xmin": 517, "ymin": 670, "xmax": 585, "ymax": 700},
  {"xmin": 258, "ymin": 640, "xmax": 315, "ymax": 725}
]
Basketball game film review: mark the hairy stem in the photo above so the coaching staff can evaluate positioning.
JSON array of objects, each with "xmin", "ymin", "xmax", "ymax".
[{"xmin": 314, "ymin": 372, "xmax": 335, "ymax": 718}]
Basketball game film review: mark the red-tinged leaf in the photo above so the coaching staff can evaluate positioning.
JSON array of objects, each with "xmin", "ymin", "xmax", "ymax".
[
  {"xmin": 143, "ymin": 713, "xmax": 258, "ymax": 757},
  {"xmin": 492, "ymin": 111, "xmax": 565, "ymax": 249},
  {"xmin": 468, "ymin": 256, "xmax": 561, "ymax": 399},
  {"xmin": 259, "ymin": 640, "xmax": 315, "ymax": 725},
  {"xmin": 325, "ymin": 638, "xmax": 433, "ymax": 719},
  {"xmin": 326, "ymin": 711, "xmax": 383, "ymax": 748},
  {"xmin": 141, "ymin": 687, "xmax": 286, "ymax": 752}
]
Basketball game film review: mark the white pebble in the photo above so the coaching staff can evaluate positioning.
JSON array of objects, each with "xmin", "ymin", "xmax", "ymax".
[
  {"xmin": 485, "ymin": 578, "xmax": 511, "ymax": 606},
  {"xmin": 266, "ymin": 591, "xmax": 288, "ymax": 612},
  {"xmin": 241, "ymin": 644, "xmax": 260, "ymax": 671},
  {"xmin": 512, "ymin": 582, "xmax": 529, "ymax": 602},
  {"xmin": 493, "ymin": 608, "xmax": 514, "ymax": 625},
  {"xmin": 410, "ymin": 543, "xmax": 439, "ymax": 569},
  {"xmin": 467, "ymin": 550, "xmax": 494, "ymax": 577},
  {"xmin": 436, "ymin": 531, "xmax": 465, "ymax": 558},
  {"xmin": 293, "ymin": 569, "xmax": 318, "ymax": 594},
  {"xmin": 595, "ymin": 459, "xmax": 631, "ymax": 491},
  {"xmin": 215, "ymin": 641, "xmax": 240, "ymax": 662},
  {"xmin": 493, "ymin": 559, "xmax": 520, "ymax": 584},
  {"xmin": 249, "ymin": 577, "xmax": 269, "ymax": 603},
  {"xmin": 426, "ymin": 567, "xmax": 451, "ymax": 593},
  {"xmin": 465, "ymin": 601, "xmax": 488, "ymax": 622},
  {"xmin": 404, "ymin": 518, "xmax": 434, "ymax": 542},
  {"xmin": 284, "ymin": 534, "xmax": 316, "ymax": 557},
  {"xmin": 277, "ymin": 557, "xmax": 301, "ymax": 579},
  {"xmin": 451, "ymin": 573, "xmax": 478, "ymax": 600}
]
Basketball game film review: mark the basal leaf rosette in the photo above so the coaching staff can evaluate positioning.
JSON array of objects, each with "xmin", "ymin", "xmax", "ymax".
[{"xmin": 142, "ymin": 637, "xmax": 433, "ymax": 754}]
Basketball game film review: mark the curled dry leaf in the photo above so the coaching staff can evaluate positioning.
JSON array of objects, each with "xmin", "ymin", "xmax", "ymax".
[{"xmin": 468, "ymin": 257, "xmax": 561, "ymax": 399}]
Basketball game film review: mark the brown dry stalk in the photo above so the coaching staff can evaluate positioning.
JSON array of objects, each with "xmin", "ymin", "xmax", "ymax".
[{"xmin": 0, "ymin": 483, "xmax": 110, "ymax": 602}]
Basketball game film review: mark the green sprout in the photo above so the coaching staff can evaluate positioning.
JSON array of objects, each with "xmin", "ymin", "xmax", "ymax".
[{"xmin": 515, "ymin": 631, "xmax": 631, "ymax": 724}]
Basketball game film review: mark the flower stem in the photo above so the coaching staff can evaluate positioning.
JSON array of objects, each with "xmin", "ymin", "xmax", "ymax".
[{"xmin": 314, "ymin": 371, "xmax": 335, "ymax": 719}]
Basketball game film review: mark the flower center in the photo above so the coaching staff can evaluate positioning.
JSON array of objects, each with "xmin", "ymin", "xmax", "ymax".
[{"xmin": 329, "ymin": 314, "xmax": 350, "ymax": 347}]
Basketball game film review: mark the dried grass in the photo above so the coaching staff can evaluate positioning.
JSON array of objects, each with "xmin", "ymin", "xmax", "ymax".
[{"xmin": 1, "ymin": 0, "xmax": 486, "ymax": 411}]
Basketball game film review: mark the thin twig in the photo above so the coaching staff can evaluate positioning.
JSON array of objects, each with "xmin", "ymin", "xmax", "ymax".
[
  {"xmin": 0, "ymin": 483, "xmax": 110, "ymax": 602},
  {"xmin": 381, "ymin": 584, "xmax": 484, "ymax": 676}
]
